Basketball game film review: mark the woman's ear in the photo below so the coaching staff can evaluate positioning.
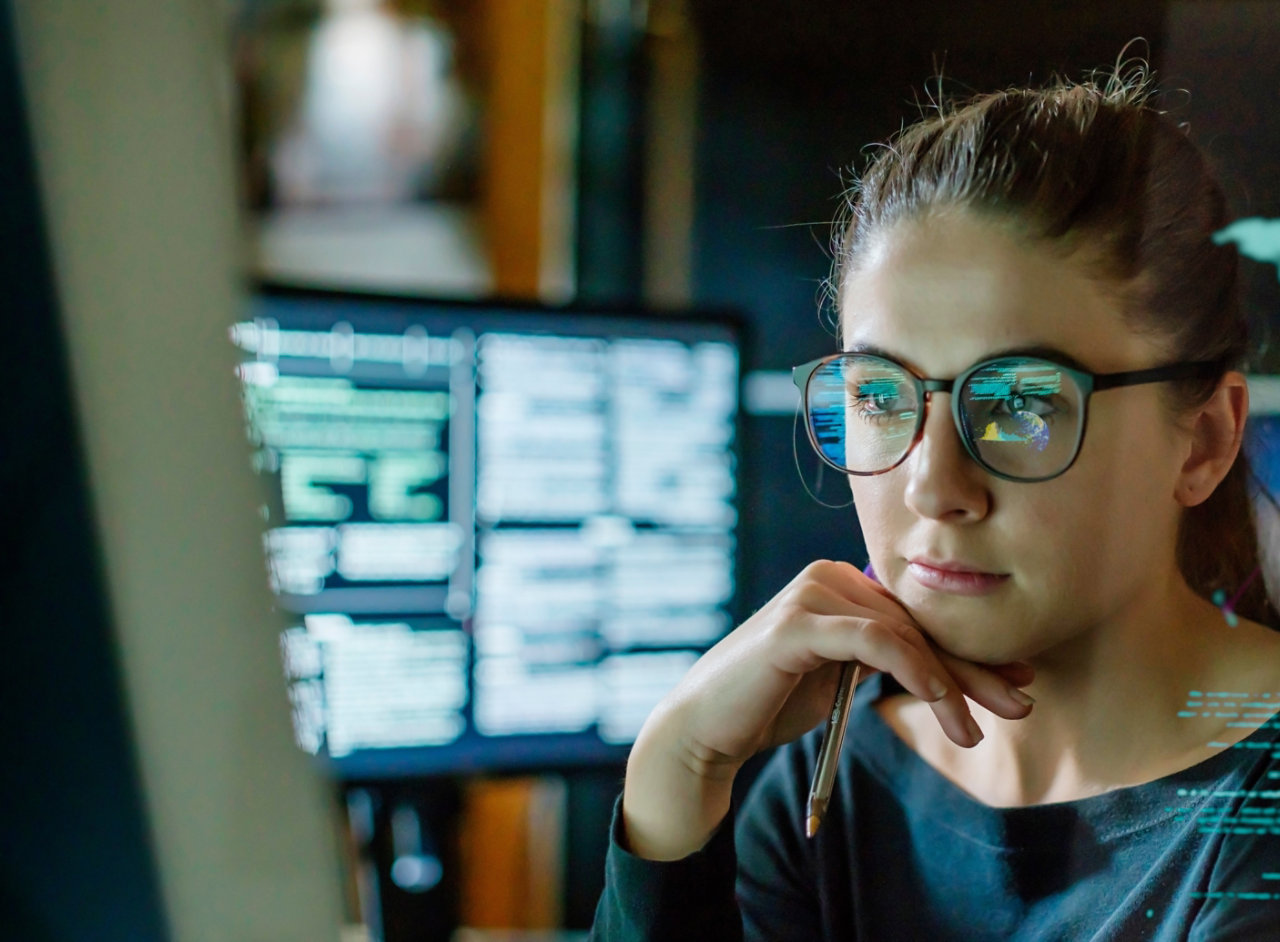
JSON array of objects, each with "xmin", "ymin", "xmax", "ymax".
[{"xmin": 1175, "ymin": 371, "xmax": 1249, "ymax": 507}]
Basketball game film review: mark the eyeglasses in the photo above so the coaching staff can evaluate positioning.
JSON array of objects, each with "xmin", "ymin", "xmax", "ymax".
[{"xmin": 791, "ymin": 352, "xmax": 1222, "ymax": 483}]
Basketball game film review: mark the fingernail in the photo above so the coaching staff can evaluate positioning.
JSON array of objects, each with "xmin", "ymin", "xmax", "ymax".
[
  {"xmin": 1009, "ymin": 688, "xmax": 1035, "ymax": 708},
  {"xmin": 928, "ymin": 677, "xmax": 949, "ymax": 701},
  {"xmin": 966, "ymin": 716, "xmax": 984, "ymax": 744}
]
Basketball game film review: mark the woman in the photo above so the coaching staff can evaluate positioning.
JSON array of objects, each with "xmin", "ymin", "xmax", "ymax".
[{"xmin": 591, "ymin": 68, "xmax": 1280, "ymax": 941}]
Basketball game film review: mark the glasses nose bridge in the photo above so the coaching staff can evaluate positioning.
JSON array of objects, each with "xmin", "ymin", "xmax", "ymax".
[
  {"xmin": 919, "ymin": 376, "xmax": 958, "ymax": 396},
  {"xmin": 917, "ymin": 375, "xmax": 961, "ymax": 420},
  {"xmin": 910, "ymin": 375, "xmax": 968, "ymax": 458}
]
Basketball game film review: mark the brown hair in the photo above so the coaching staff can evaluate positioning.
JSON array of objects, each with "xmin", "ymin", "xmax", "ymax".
[{"xmin": 832, "ymin": 68, "xmax": 1275, "ymax": 627}]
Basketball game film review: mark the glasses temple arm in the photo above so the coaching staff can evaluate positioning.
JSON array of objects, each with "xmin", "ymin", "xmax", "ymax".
[{"xmin": 1091, "ymin": 360, "xmax": 1224, "ymax": 391}]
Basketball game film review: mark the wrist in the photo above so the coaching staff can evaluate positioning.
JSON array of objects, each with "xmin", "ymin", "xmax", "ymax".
[{"xmin": 620, "ymin": 708, "xmax": 739, "ymax": 861}]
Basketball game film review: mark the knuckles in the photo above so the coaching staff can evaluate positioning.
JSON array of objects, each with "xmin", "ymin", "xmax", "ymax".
[
  {"xmin": 738, "ymin": 559, "xmax": 921, "ymax": 667},
  {"xmin": 797, "ymin": 558, "xmax": 855, "ymax": 583}
]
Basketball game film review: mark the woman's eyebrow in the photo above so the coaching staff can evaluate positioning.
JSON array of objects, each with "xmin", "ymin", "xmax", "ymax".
[
  {"xmin": 842, "ymin": 341, "xmax": 1089, "ymax": 373},
  {"xmin": 842, "ymin": 340, "xmax": 899, "ymax": 359},
  {"xmin": 985, "ymin": 344, "xmax": 1090, "ymax": 371}
]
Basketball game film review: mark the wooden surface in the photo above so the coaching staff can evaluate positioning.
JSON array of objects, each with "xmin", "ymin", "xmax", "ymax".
[
  {"xmin": 482, "ymin": 0, "xmax": 578, "ymax": 300},
  {"xmin": 457, "ymin": 776, "xmax": 568, "ymax": 929}
]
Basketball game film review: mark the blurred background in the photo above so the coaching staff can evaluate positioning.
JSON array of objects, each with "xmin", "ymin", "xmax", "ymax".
[{"xmin": 3, "ymin": 1, "xmax": 1278, "ymax": 940}]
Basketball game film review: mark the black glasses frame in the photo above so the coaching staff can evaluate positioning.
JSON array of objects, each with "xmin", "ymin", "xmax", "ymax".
[{"xmin": 791, "ymin": 352, "xmax": 1223, "ymax": 483}]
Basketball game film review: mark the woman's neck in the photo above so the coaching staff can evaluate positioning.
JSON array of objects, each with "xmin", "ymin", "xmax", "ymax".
[{"xmin": 878, "ymin": 575, "xmax": 1280, "ymax": 807}]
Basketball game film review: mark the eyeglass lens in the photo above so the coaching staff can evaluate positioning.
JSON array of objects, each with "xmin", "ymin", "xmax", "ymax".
[{"xmin": 805, "ymin": 355, "xmax": 1085, "ymax": 479}]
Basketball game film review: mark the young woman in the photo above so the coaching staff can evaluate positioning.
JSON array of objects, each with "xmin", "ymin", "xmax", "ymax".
[{"xmin": 590, "ymin": 69, "xmax": 1280, "ymax": 941}]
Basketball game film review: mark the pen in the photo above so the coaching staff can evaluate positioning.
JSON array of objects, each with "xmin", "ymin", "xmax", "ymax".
[{"xmin": 805, "ymin": 659, "xmax": 861, "ymax": 838}]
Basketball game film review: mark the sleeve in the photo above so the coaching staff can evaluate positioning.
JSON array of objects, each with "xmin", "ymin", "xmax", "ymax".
[
  {"xmin": 1187, "ymin": 829, "xmax": 1280, "ymax": 941},
  {"xmin": 589, "ymin": 741, "xmax": 828, "ymax": 942},
  {"xmin": 1186, "ymin": 744, "xmax": 1280, "ymax": 942},
  {"xmin": 588, "ymin": 793, "xmax": 743, "ymax": 942},
  {"xmin": 735, "ymin": 741, "xmax": 826, "ymax": 942}
]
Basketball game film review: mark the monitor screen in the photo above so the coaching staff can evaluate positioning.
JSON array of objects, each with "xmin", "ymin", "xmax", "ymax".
[{"xmin": 232, "ymin": 285, "xmax": 742, "ymax": 777}]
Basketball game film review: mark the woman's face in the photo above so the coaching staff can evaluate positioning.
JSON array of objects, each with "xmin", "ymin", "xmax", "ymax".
[{"xmin": 842, "ymin": 211, "xmax": 1191, "ymax": 664}]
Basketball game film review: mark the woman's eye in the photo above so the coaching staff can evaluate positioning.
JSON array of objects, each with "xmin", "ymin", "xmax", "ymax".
[
  {"xmin": 995, "ymin": 393, "xmax": 1057, "ymax": 418},
  {"xmin": 849, "ymin": 386, "xmax": 909, "ymax": 422}
]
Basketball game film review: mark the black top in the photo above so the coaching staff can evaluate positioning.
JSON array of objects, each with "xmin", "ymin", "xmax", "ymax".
[{"xmin": 591, "ymin": 673, "xmax": 1280, "ymax": 941}]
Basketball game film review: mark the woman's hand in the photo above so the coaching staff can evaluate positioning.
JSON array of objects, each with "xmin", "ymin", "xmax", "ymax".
[{"xmin": 621, "ymin": 559, "xmax": 1035, "ymax": 860}]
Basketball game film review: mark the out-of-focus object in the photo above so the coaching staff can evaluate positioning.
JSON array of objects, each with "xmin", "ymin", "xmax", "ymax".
[
  {"xmin": 12, "ymin": 0, "xmax": 347, "ymax": 938},
  {"xmin": 232, "ymin": 283, "xmax": 743, "ymax": 778},
  {"xmin": 1245, "ymin": 371, "xmax": 1280, "ymax": 628},
  {"xmin": 235, "ymin": 0, "xmax": 579, "ymax": 300},
  {"xmin": 269, "ymin": 0, "xmax": 469, "ymax": 205},
  {"xmin": 243, "ymin": 0, "xmax": 478, "ymax": 208},
  {"xmin": 457, "ymin": 777, "xmax": 568, "ymax": 929},
  {"xmin": 1214, "ymin": 217, "xmax": 1280, "ymax": 271}
]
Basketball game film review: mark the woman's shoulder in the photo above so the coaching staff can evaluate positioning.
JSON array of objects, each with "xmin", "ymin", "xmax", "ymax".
[{"xmin": 1182, "ymin": 616, "xmax": 1280, "ymax": 754}]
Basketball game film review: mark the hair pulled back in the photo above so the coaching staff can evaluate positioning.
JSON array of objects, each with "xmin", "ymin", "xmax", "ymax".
[{"xmin": 833, "ymin": 67, "xmax": 1275, "ymax": 627}]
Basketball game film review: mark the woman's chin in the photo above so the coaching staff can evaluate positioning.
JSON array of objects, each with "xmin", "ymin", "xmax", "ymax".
[{"xmin": 906, "ymin": 610, "xmax": 1037, "ymax": 666}]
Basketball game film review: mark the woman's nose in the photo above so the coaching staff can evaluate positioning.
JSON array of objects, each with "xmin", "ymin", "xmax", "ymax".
[{"xmin": 901, "ymin": 394, "xmax": 992, "ymax": 521}]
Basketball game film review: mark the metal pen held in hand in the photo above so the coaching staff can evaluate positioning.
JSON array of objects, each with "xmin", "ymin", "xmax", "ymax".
[{"xmin": 805, "ymin": 660, "xmax": 861, "ymax": 838}]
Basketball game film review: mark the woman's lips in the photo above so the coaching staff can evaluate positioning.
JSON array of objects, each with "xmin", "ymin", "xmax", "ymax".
[{"xmin": 907, "ymin": 559, "xmax": 1009, "ymax": 595}]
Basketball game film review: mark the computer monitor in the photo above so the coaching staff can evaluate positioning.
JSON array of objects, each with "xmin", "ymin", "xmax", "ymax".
[{"xmin": 232, "ymin": 285, "xmax": 742, "ymax": 777}]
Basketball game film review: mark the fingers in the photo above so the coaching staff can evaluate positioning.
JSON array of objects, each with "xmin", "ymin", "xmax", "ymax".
[
  {"xmin": 884, "ymin": 625, "xmax": 993, "ymax": 747},
  {"xmin": 863, "ymin": 620, "xmax": 1034, "ymax": 747},
  {"xmin": 791, "ymin": 613, "xmax": 1017, "ymax": 749},
  {"xmin": 790, "ymin": 610, "xmax": 951, "ymax": 707},
  {"xmin": 778, "ymin": 560, "xmax": 1035, "ymax": 750},
  {"xmin": 987, "ymin": 660, "xmax": 1036, "ymax": 687},
  {"xmin": 940, "ymin": 652, "xmax": 1037, "ymax": 720}
]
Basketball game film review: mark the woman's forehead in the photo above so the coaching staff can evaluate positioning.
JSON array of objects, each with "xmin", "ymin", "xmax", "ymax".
[{"xmin": 839, "ymin": 214, "xmax": 1157, "ymax": 374}]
